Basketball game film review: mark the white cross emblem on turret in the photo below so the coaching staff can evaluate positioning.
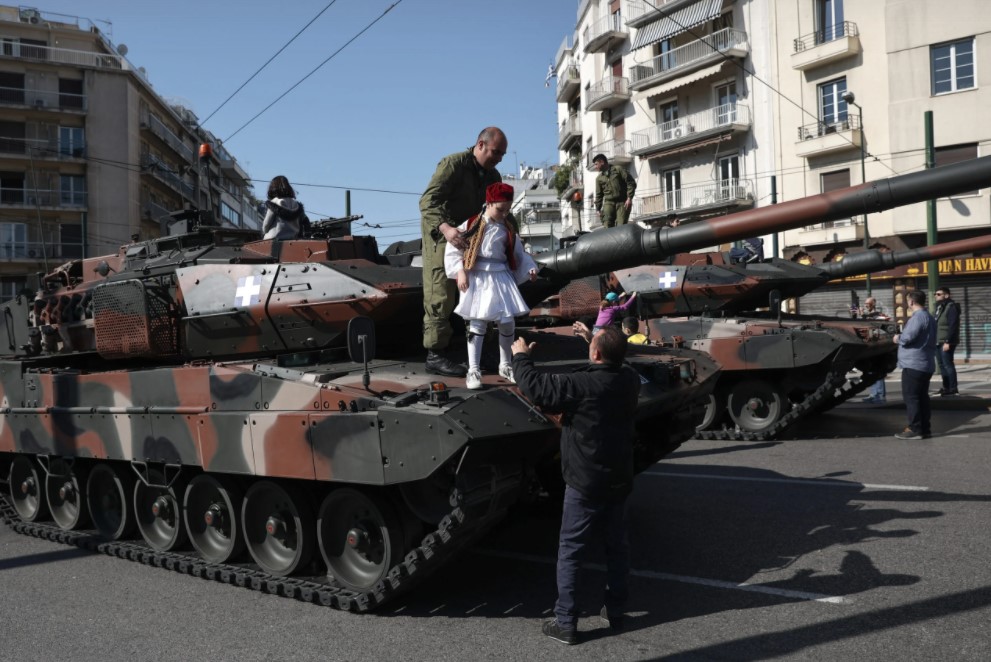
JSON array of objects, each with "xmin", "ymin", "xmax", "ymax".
[
  {"xmin": 659, "ymin": 271, "xmax": 679, "ymax": 289},
  {"xmin": 235, "ymin": 275, "xmax": 262, "ymax": 306}
]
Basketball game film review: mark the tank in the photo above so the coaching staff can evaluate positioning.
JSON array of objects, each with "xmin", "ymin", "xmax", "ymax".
[
  {"xmin": 0, "ymin": 212, "xmax": 717, "ymax": 612},
  {"xmin": 523, "ymin": 155, "xmax": 991, "ymax": 440}
]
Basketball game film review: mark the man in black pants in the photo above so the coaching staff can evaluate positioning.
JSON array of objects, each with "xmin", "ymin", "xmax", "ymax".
[
  {"xmin": 934, "ymin": 286, "xmax": 961, "ymax": 396},
  {"xmin": 511, "ymin": 327, "xmax": 641, "ymax": 645},
  {"xmin": 892, "ymin": 291, "xmax": 937, "ymax": 440}
]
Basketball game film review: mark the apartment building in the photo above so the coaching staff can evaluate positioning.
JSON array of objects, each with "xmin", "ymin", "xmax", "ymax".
[
  {"xmin": 0, "ymin": 6, "xmax": 260, "ymax": 299},
  {"xmin": 507, "ymin": 165, "xmax": 565, "ymax": 254},
  {"xmin": 553, "ymin": 0, "xmax": 991, "ymax": 353}
]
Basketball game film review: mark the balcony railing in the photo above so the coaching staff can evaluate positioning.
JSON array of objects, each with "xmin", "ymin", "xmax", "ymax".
[
  {"xmin": 0, "ymin": 241, "xmax": 84, "ymax": 261},
  {"xmin": 583, "ymin": 13, "xmax": 628, "ymax": 53},
  {"xmin": 0, "ymin": 85, "xmax": 87, "ymax": 111},
  {"xmin": 585, "ymin": 139, "xmax": 632, "ymax": 170},
  {"xmin": 559, "ymin": 165, "xmax": 584, "ymax": 202},
  {"xmin": 794, "ymin": 21, "xmax": 859, "ymax": 52},
  {"xmin": 629, "ymin": 28, "xmax": 749, "ymax": 90},
  {"xmin": 556, "ymin": 64, "xmax": 581, "ymax": 102},
  {"xmin": 558, "ymin": 114, "xmax": 582, "ymax": 150},
  {"xmin": 0, "ymin": 187, "xmax": 87, "ymax": 207},
  {"xmin": 0, "ymin": 41, "xmax": 126, "ymax": 72},
  {"xmin": 0, "ymin": 134, "xmax": 86, "ymax": 159},
  {"xmin": 625, "ymin": 0, "xmax": 697, "ymax": 27},
  {"xmin": 631, "ymin": 178, "xmax": 755, "ymax": 221},
  {"xmin": 631, "ymin": 104, "xmax": 751, "ymax": 156},
  {"xmin": 142, "ymin": 200, "xmax": 173, "ymax": 221},
  {"xmin": 585, "ymin": 75, "xmax": 630, "ymax": 112},
  {"xmin": 141, "ymin": 154, "xmax": 195, "ymax": 199},
  {"xmin": 141, "ymin": 113, "xmax": 194, "ymax": 163},
  {"xmin": 797, "ymin": 114, "xmax": 861, "ymax": 140}
]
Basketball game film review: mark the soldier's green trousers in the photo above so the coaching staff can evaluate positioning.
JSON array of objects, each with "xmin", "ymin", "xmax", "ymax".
[
  {"xmin": 600, "ymin": 202, "xmax": 629, "ymax": 229},
  {"xmin": 422, "ymin": 236, "xmax": 458, "ymax": 351}
]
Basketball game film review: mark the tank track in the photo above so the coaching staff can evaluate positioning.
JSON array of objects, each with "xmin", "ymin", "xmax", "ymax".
[
  {"xmin": 0, "ymin": 480, "xmax": 507, "ymax": 613},
  {"xmin": 694, "ymin": 369, "xmax": 850, "ymax": 442}
]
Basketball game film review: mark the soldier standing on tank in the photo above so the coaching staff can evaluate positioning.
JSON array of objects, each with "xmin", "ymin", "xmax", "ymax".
[
  {"xmin": 420, "ymin": 127, "xmax": 509, "ymax": 377},
  {"xmin": 511, "ymin": 327, "xmax": 640, "ymax": 645},
  {"xmin": 592, "ymin": 154, "xmax": 636, "ymax": 229},
  {"xmin": 933, "ymin": 286, "xmax": 961, "ymax": 396}
]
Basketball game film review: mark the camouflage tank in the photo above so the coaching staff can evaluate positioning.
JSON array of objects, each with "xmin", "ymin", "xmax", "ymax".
[
  {"xmin": 0, "ymin": 211, "xmax": 717, "ymax": 612},
  {"xmin": 526, "ymin": 156, "xmax": 991, "ymax": 440}
]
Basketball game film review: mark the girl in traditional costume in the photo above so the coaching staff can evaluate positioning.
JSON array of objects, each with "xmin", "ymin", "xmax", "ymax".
[{"xmin": 444, "ymin": 182, "xmax": 538, "ymax": 389}]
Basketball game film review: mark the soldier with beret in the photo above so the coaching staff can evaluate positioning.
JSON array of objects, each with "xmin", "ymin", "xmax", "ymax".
[{"xmin": 420, "ymin": 127, "xmax": 510, "ymax": 377}]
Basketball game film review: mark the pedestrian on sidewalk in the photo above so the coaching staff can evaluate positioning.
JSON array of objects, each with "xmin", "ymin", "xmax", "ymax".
[
  {"xmin": 934, "ymin": 286, "xmax": 961, "ymax": 396},
  {"xmin": 892, "ymin": 291, "xmax": 937, "ymax": 440}
]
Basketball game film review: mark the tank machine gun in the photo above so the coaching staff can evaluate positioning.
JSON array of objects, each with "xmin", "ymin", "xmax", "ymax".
[
  {"xmin": 0, "ymin": 207, "xmax": 716, "ymax": 611},
  {"xmin": 521, "ymin": 156, "xmax": 991, "ymax": 440}
]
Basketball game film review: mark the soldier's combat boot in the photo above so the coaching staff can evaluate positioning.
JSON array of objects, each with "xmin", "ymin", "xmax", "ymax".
[{"xmin": 426, "ymin": 350, "xmax": 468, "ymax": 377}]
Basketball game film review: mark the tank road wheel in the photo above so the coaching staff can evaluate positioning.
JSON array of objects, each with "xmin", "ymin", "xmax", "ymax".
[
  {"xmin": 241, "ymin": 481, "xmax": 315, "ymax": 576},
  {"xmin": 45, "ymin": 459, "xmax": 89, "ymax": 530},
  {"xmin": 134, "ymin": 470, "xmax": 187, "ymax": 552},
  {"xmin": 696, "ymin": 391, "xmax": 727, "ymax": 431},
  {"xmin": 726, "ymin": 380, "xmax": 789, "ymax": 434},
  {"xmin": 318, "ymin": 488, "xmax": 403, "ymax": 592},
  {"xmin": 184, "ymin": 474, "xmax": 245, "ymax": 563},
  {"xmin": 8, "ymin": 456, "xmax": 48, "ymax": 522},
  {"xmin": 86, "ymin": 463, "xmax": 136, "ymax": 540}
]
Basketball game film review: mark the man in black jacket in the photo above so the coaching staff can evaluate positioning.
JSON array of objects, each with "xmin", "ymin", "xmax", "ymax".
[
  {"xmin": 934, "ymin": 286, "xmax": 961, "ymax": 395},
  {"xmin": 511, "ymin": 327, "xmax": 641, "ymax": 645}
]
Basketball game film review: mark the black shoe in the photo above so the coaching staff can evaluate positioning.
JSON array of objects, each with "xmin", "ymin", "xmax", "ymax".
[
  {"xmin": 940, "ymin": 389, "xmax": 959, "ymax": 397},
  {"xmin": 894, "ymin": 428, "xmax": 924, "ymax": 440},
  {"xmin": 425, "ymin": 350, "xmax": 467, "ymax": 377},
  {"xmin": 542, "ymin": 619, "xmax": 577, "ymax": 645},
  {"xmin": 599, "ymin": 605, "xmax": 626, "ymax": 631}
]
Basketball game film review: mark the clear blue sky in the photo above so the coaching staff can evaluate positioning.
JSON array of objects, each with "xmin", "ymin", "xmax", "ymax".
[{"xmin": 38, "ymin": 0, "xmax": 577, "ymax": 245}]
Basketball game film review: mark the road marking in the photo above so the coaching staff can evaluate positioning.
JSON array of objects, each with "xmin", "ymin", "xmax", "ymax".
[
  {"xmin": 474, "ymin": 549, "xmax": 847, "ymax": 604},
  {"xmin": 645, "ymin": 471, "xmax": 930, "ymax": 492}
]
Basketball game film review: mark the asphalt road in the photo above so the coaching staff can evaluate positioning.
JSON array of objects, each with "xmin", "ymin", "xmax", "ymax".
[{"xmin": 1, "ymin": 398, "xmax": 989, "ymax": 662}]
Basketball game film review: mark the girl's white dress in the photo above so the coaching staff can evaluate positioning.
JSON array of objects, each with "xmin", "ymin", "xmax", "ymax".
[{"xmin": 444, "ymin": 216, "xmax": 538, "ymax": 322}]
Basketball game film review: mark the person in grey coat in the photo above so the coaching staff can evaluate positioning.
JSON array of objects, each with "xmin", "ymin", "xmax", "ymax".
[
  {"xmin": 892, "ymin": 290, "xmax": 937, "ymax": 440},
  {"xmin": 262, "ymin": 175, "xmax": 308, "ymax": 240}
]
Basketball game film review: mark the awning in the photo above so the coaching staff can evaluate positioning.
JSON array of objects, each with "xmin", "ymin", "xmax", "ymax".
[
  {"xmin": 638, "ymin": 62, "xmax": 726, "ymax": 100},
  {"xmin": 642, "ymin": 133, "xmax": 733, "ymax": 160},
  {"xmin": 631, "ymin": 0, "xmax": 723, "ymax": 51}
]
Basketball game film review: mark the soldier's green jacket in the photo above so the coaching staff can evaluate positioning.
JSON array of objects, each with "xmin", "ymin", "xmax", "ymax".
[
  {"xmin": 420, "ymin": 148, "xmax": 502, "ymax": 237},
  {"xmin": 594, "ymin": 164, "xmax": 637, "ymax": 210}
]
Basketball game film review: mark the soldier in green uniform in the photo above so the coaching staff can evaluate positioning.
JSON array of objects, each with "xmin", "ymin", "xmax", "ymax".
[
  {"xmin": 420, "ymin": 127, "xmax": 508, "ymax": 376},
  {"xmin": 592, "ymin": 153, "xmax": 637, "ymax": 228}
]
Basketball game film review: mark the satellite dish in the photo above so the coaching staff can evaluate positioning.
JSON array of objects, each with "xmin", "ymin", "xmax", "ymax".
[{"xmin": 117, "ymin": 43, "xmax": 128, "ymax": 56}]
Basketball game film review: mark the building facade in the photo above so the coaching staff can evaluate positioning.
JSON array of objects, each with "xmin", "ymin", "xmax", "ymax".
[
  {"xmin": 0, "ymin": 6, "xmax": 260, "ymax": 299},
  {"xmin": 553, "ymin": 0, "xmax": 991, "ymax": 354}
]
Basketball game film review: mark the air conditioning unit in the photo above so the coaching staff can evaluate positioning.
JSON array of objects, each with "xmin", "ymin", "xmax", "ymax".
[
  {"xmin": 19, "ymin": 8, "xmax": 41, "ymax": 23},
  {"xmin": 33, "ymin": 99, "xmax": 45, "ymax": 108}
]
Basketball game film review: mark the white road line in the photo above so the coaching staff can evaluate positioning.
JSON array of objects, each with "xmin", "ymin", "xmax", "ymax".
[
  {"xmin": 645, "ymin": 471, "xmax": 930, "ymax": 492},
  {"xmin": 474, "ymin": 549, "xmax": 847, "ymax": 604}
]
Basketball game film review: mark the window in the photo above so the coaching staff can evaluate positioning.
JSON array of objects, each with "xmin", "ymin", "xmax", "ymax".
[
  {"xmin": 60, "ymin": 175, "xmax": 86, "ymax": 206},
  {"xmin": 0, "ymin": 120, "xmax": 25, "ymax": 154},
  {"xmin": 719, "ymin": 155, "xmax": 740, "ymax": 200},
  {"xmin": 658, "ymin": 100, "xmax": 678, "ymax": 140},
  {"xmin": 0, "ymin": 72, "xmax": 25, "ymax": 104},
  {"xmin": 0, "ymin": 171, "xmax": 24, "ymax": 204},
  {"xmin": 59, "ymin": 79, "xmax": 84, "ymax": 109},
  {"xmin": 60, "ymin": 223, "xmax": 82, "ymax": 259},
  {"xmin": 220, "ymin": 201, "xmax": 241, "ymax": 227},
  {"xmin": 59, "ymin": 126, "xmax": 85, "ymax": 158},
  {"xmin": 0, "ymin": 279, "xmax": 25, "ymax": 300},
  {"xmin": 715, "ymin": 82, "xmax": 738, "ymax": 124},
  {"xmin": 815, "ymin": 0, "xmax": 844, "ymax": 44},
  {"xmin": 931, "ymin": 38, "xmax": 975, "ymax": 95},
  {"xmin": 0, "ymin": 222, "xmax": 27, "ymax": 259},
  {"xmin": 818, "ymin": 78, "xmax": 848, "ymax": 131},
  {"xmin": 936, "ymin": 144, "xmax": 979, "ymax": 195},
  {"xmin": 819, "ymin": 169, "xmax": 851, "ymax": 227},
  {"xmin": 663, "ymin": 169, "xmax": 681, "ymax": 210}
]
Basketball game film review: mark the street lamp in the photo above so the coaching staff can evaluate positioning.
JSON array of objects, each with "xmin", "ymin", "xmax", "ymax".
[{"xmin": 841, "ymin": 90, "xmax": 870, "ymax": 296}]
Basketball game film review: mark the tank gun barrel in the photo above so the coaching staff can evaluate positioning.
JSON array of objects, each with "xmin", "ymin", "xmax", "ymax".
[
  {"xmin": 539, "ymin": 156, "xmax": 991, "ymax": 279},
  {"xmin": 821, "ymin": 234, "xmax": 991, "ymax": 280}
]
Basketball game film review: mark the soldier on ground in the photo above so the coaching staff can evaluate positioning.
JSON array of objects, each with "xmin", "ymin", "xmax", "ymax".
[
  {"xmin": 592, "ymin": 154, "xmax": 636, "ymax": 229},
  {"xmin": 420, "ymin": 127, "xmax": 509, "ymax": 377}
]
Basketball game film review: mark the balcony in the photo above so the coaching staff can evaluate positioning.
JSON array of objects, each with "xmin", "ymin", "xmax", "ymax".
[
  {"xmin": 558, "ymin": 114, "xmax": 582, "ymax": 151},
  {"xmin": 585, "ymin": 139, "xmax": 632, "ymax": 170},
  {"xmin": 582, "ymin": 13, "xmax": 628, "ymax": 54},
  {"xmin": 556, "ymin": 64, "xmax": 581, "ymax": 102},
  {"xmin": 631, "ymin": 104, "xmax": 751, "ymax": 157},
  {"xmin": 797, "ymin": 218, "xmax": 863, "ymax": 246},
  {"xmin": 625, "ymin": 0, "xmax": 698, "ymax": 28},
  {"xmin": 792, "ymin": 22, "xmax": 861, "ymax": 71},
  {"xmin": 0, "ymin": 42, "xmax": 127, "ymax": 72},
  {"xmin": 795, "ymin": 115, "xmax": 862, "ymax": 159},
  {"xmin": 630, "ymin": 28, "xmax": 749, "ymax": 91},
  {"xmin": 555, "ymin": 35, "xmax": 573, "ymax": 68},
  {"xmin": 0, "ymin": 187, "xmax": 88, "ymax": 208},
  {"xmin": 142, "ymin": 200, "xmax": 173, "ymax": 221},
  {"xmin": 585, "ymin": 75, "xmax": 631, "ymax": 112},
  {"xmin": 559, "ymin": 165, "xmax": 584, "ymax": 202},
  {"xmin": 141, "ymin": 154, "xmax": 195, "ymax": 200},
  {"xmin": 140, "ymin": 113, "xmax": 194, "ymax": 163},
  {"xmin": 0, "ymin": 241, "xmax": 84, "ymax": 262},
  {"xmin": 0, "ymin": 85, "xmax": 87, "ymax": 112},
  {"xmin": 631, "ymin": 178, "xmax": 755, "ymax": 224}
]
